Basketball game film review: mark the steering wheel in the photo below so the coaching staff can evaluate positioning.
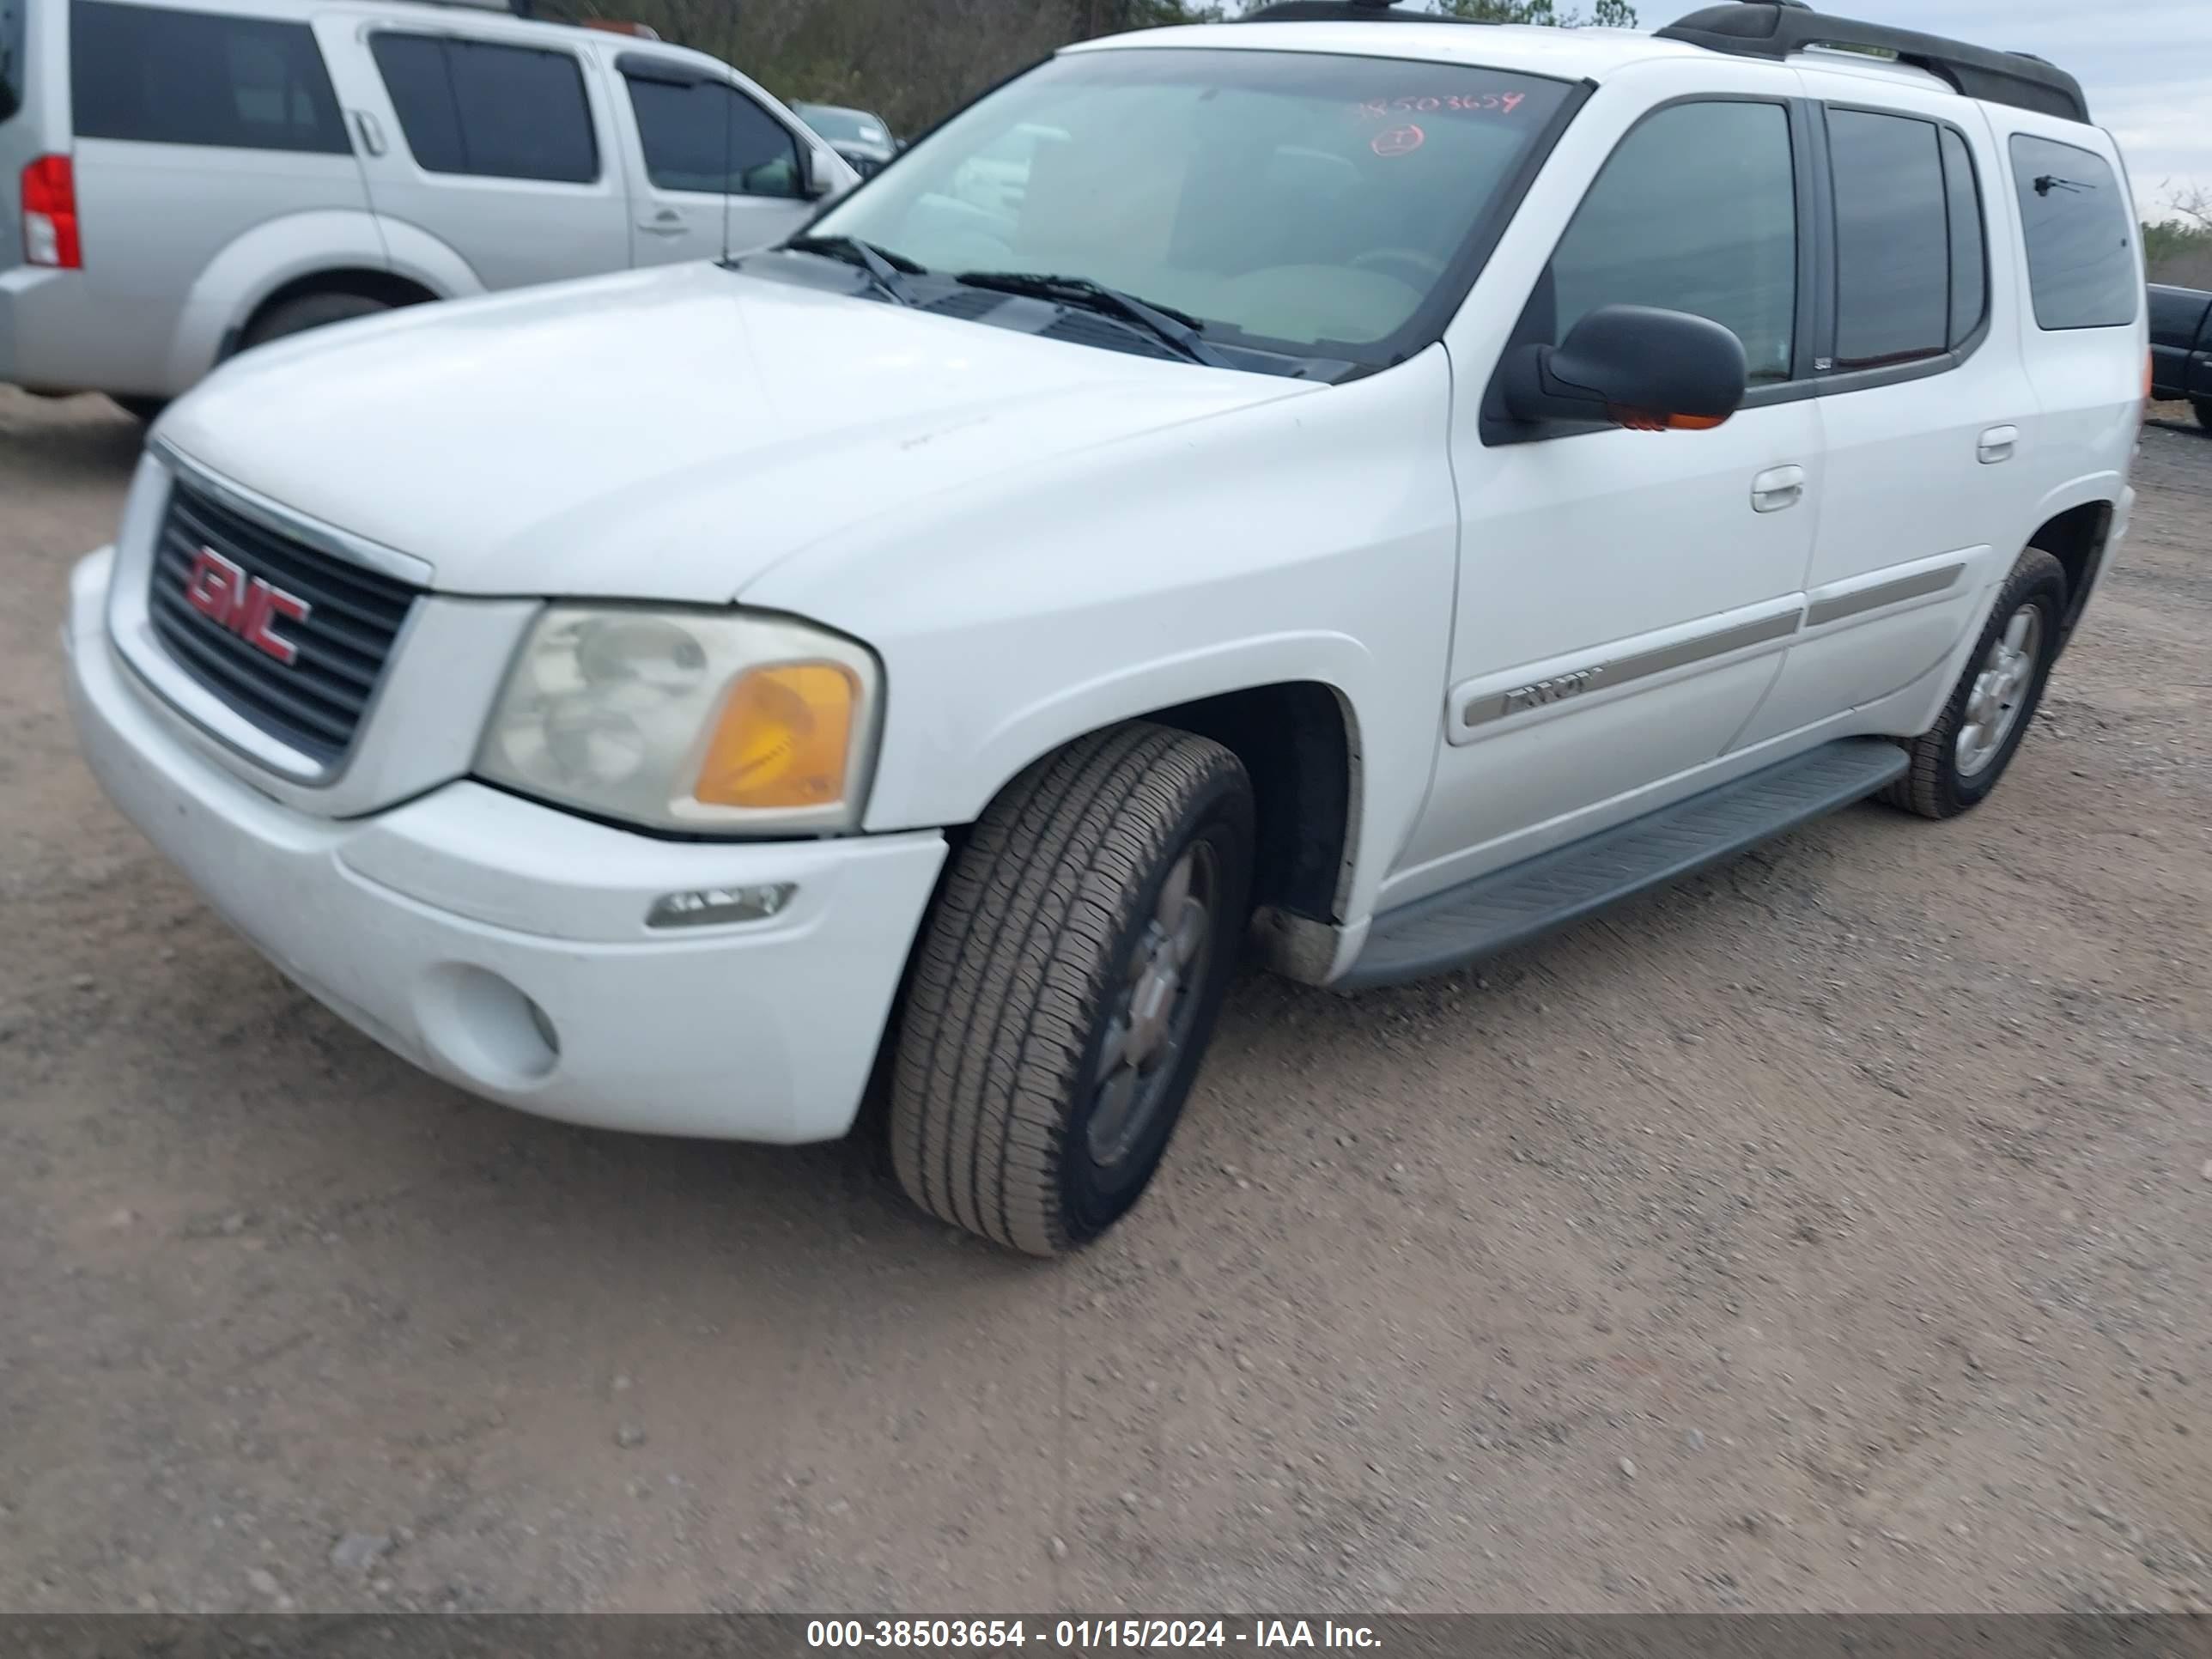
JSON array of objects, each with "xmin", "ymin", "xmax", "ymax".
[{"xmin": 1351, "ymin": 247, "xmax": 1448, "ymax": 288}]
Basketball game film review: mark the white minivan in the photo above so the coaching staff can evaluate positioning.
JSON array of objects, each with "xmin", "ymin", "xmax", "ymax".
[
  {"xmin": 0, "ymin": 0, "xmax": 854, "ymax": 414},
  {"xmin": 65, "ymin": 1, "xmax": 2147, "ymax": 1255}
]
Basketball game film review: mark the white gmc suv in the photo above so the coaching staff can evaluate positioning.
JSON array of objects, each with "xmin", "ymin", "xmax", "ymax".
[{"xmin": 64, "ymin": 0, "xmax": 2147, "ymax": 1255}]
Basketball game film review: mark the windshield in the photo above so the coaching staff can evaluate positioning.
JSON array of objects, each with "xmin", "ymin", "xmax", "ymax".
[
  {"xmin": 798, "ymin": 105, "xmax": 887, "ymax": 146},
  {"xmin": 806, "ymin": 46, "xmax": 1571, "ymax": 364}
]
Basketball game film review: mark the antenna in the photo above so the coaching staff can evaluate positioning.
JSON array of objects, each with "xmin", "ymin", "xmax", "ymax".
[
  {"xmin": 721, "ymin": 58, "xmax": 735, "ymax": 264},
  {"xmin": 723, "ymin": 0, "xmax": 743, "ymax": 262}
]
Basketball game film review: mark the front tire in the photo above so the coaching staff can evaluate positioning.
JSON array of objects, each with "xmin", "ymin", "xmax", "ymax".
[
  {"xmin": 1881, "ymin": 546, "xmax": 2066, "ymax": 820},
  {"xmin": 889, "ymin": 724, "xmax": 1255, "ymax": 1255},
  {"xmin": 2194, "ymin": 398, "xmax": 2212, "ymax": 432}
]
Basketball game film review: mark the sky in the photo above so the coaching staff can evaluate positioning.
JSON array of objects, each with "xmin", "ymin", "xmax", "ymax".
[{"xmin": 1831, "ymin": 0, "xmax": 2212, "ymax": 220}]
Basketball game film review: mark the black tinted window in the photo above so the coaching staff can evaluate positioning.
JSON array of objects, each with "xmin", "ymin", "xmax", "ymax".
[
  {"xmin": 2, "ymin": 0, "xmax": 26, "ymax": 125},
  {"xmin": 624, "ymin": 74, "xmax": 799, "ymax": 198},
  {"xmin": 1829, "ymin": 109, "xmax": 1948, "ymax": 368},
  {"xmin": 1940, "ymin": 126, "xmax": 1986, "ymax": 349},
  {"xmin": 1547, "ymin": 100, "xmax": 1797, "ymax": 382},
  {"xmin": 70, "ymin": 0, "xmax": 347, "ymax": 153},
  {"xmin": 2011, "ymin": 134, "xmax": 2137, "ymax": 330},
  {"xmin": 370, "ymin": 33, "xmax": 598, "ymax": 183}
]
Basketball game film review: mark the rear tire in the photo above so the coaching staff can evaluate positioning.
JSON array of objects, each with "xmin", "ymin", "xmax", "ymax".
[
  {"xmin": 2194, "ymin": 398, "xmax": 2212, "ymax": 432},
  {"xmin": 240, "ymin": 290, "xmax": 392, "ymax": 351},
  {"xmin": 1881, "ymin": 547, "xmax": 2066, "ymax": 820},
  {"xmin": 889, "ymin": 723, "xmax": 1255, "ymax": 1256}
]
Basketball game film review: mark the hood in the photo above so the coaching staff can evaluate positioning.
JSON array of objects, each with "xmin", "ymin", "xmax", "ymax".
[{"xmin": 157, "ymin": 262, "xmax": 1305, "ymax": 604}]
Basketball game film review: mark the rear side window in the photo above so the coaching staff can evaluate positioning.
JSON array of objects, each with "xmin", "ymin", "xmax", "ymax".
[
  {"xmin": 370, "ymin": 33, "xmax": 598, "ymax": 184},
  {"xmin": 1826, "ymin": 111, "xmax": 1944, "ymax": 368},
  {"xmin": 623, "ymin": 73, "xmax": 800, "ymax": 198},
  {"xmin": 1547, "ymin": 100, "xmax": 1799, "ymax": 383},
  {"xmin": 69, "ymin": 0, "xmax": 348, "ymax": 154},
  {"xmin": 2011, "ymin": 134, "xmax": 2137, "ymax": 330}
]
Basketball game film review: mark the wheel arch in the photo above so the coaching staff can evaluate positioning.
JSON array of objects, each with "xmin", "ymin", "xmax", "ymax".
[
  {"xmin": 903, "ymin": 665, "xmax": 1370, "ymax": 986},
  {"xmin": 2028, "ymin": 498, "xmax": 2117, "ymax": 647},
  {"xmin": 228, "ymin": 267, "xmax": 442, "ymax": 356},
  {"xmin": 163, "ymin": 210, "xmax": 420, "ymax": 390}
]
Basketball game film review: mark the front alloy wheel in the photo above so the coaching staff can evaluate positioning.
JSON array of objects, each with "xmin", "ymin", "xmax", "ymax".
[{"xmin": 889, "ymin": 723, "xmax": 1255, "ymax": 1255}]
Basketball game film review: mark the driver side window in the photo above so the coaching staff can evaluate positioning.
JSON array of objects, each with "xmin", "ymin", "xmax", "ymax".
[{"xmin": 1545, "ymin": 100, "xmax": 1798, "ymax": 382}]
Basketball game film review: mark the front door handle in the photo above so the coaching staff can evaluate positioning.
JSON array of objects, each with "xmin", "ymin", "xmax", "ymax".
[
  {"xmin": 1751, "ymin": 464, "xmax": 1805, "ymax": 514},
  {"xmin": 1978, "ymin": 425, "xmax": 2019, "ymax": 465},
  {"xmin": 638, "ymin": 211, "xmax": 689, "ymax": 238}
]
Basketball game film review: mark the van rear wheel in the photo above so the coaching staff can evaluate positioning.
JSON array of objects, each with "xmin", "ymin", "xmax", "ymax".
[{"xmin": 888, "ymin": 723, "xmax": 1255, "ymax": 1256}]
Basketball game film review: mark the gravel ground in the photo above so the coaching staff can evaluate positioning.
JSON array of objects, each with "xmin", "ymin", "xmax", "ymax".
[{"xmin": 1, "ymin": 388, "xmax": 2207, "ymax": 1615}]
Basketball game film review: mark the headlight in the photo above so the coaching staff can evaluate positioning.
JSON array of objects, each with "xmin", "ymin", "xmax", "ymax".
[{"xmin": 477, "ymin": 606, "xmax": 882, "ymax": 835}]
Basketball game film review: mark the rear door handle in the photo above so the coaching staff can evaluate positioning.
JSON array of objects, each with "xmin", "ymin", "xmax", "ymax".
[
  {"xmin": 1751, "ymin": 464, "xmax": 1805, "ymax": 514},
  {"xmin": 1978, "ymin": 424, "xmax": 2019, "ymax": 464},
  {"xmin": 351, "ymin": 109, "xmax": 386, "ymax": 157}
]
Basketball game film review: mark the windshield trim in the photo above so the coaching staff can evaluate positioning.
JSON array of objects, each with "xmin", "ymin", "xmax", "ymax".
[{"xmin": 809, "ymin": 46, "xmax": 1594, "ymax": 376}]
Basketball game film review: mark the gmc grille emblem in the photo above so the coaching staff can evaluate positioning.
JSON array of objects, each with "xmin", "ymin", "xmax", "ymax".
[{"xmin": 185, "ymin": 547, "xmax": 309, "ymax": 666}]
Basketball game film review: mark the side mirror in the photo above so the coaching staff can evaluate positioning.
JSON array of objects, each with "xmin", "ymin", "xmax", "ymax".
[
  {"xmin": 1499, "ymin": 304, "xmax": 1747, "ymax": 432},
  {"xmin": 798, "ymin": 147, "xmax": 839, "ymax": 201}
]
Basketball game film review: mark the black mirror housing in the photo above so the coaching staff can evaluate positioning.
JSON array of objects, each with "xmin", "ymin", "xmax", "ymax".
[{"xmin": 1499, "ymin": 304, "xmax": 1747, "ymax": 433}]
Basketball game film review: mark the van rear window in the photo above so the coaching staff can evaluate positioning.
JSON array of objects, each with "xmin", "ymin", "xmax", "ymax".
[{"xmin": 70, "ymin": 0, "xmax": 349, "ymax": 154}]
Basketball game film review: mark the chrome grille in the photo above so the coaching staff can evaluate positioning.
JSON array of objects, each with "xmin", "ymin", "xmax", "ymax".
[{"xmin": 147, "ymin": 479, "xmax": 421, "ymax": 765}]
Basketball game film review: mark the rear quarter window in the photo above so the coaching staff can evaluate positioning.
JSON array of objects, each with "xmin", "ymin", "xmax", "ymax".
[
  {"xmin": 69, "ymin": 0, "xmax": 349, "ymax": 153},
  {"xmin": 2010, "ymin": 133, "xmax": 2137, "ymax": 330}
]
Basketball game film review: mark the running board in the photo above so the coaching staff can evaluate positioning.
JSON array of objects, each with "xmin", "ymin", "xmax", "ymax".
[{"xmin": 1340, "ymin": 738, "xmax": 1908, "ymax": 991}]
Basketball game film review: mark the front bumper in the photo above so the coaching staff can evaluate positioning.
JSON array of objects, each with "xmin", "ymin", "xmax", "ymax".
[{"xmin": 64, "ymin": 546, "xmax": 946, "ymax": 1142}]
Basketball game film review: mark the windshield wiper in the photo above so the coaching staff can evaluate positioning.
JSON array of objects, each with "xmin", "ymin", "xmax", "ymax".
[
  {"xmin": 953, "ymin": 271, "xmax": 1233, "ymax": 369},
  {"xmin": 781, "ymin": 234, "xmax": 924, "ymax": 305}
]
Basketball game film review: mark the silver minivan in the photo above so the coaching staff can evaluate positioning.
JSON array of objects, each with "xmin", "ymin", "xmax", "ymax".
[{"xmin": 0, "ymin": 0, "xmax": 854, "ymax": 415}]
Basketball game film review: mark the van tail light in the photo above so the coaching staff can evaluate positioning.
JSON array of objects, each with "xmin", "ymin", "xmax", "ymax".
[{"xmin": 22, "ymin": 155, "xmax": 83, "ymax": 270}]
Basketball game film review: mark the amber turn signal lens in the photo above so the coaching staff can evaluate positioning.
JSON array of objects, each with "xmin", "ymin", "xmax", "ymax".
[{"xmin": 692, "ymin": 662, "xmax": 857, "ymax": 811}]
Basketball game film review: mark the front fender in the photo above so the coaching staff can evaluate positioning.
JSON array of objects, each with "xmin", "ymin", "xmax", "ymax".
[{"xmin": 750, "ymin": 348, "xmax": 1461, "ymax": 934}]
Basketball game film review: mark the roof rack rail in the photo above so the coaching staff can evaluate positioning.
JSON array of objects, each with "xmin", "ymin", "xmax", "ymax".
[
  {"xmin": 1240, "ymin": 0, "xmax": 1490, "ymax": 23},
  {"xmin": 1656, "ymin": 3, "xmax": 2089, "ymax": 124}
]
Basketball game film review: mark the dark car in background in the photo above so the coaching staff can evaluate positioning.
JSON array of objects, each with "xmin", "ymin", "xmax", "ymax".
[
  {"xmin": 2151, "ymin": 283, "xmax": 2212, "ymax": 429},
  {"xmin": 792, "ymin": 101, "xmax": 897, "ymax": 177}
]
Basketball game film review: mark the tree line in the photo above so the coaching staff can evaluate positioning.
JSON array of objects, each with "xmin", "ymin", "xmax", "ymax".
[{"xmin": 556, "ymin": 0, "xmax": 1637, "ymax": 137}]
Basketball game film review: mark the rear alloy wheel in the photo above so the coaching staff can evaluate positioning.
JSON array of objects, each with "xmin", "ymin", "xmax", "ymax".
[
  {"xmin": 889, "ymin": 723, "xmax": 1255, "ymax": 1255},
  {"xmin": 1881, "ymin": 546, "xmax": 2066, "ymax": 820}
]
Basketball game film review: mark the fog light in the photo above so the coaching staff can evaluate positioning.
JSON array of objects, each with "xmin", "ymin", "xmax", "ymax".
[{"xmin": 645, "ymin": 883, "xmax": 795, "ymax": 929}]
